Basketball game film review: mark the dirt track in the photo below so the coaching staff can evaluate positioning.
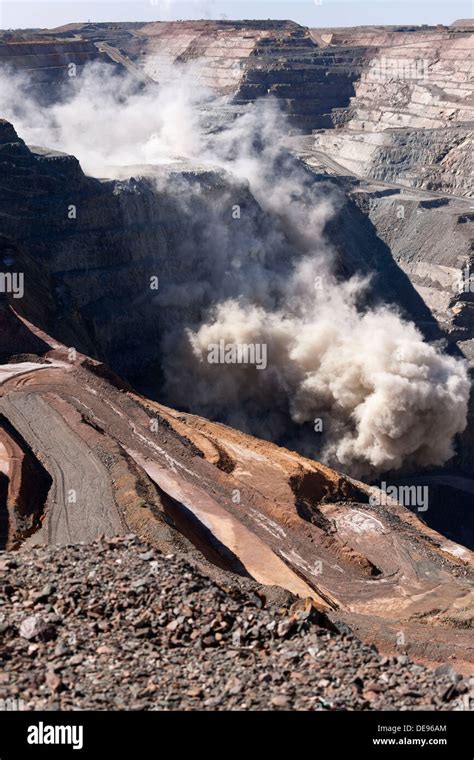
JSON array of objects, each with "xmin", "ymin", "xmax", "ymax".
[{"xmin": 0, "ymin": 393, "xmax": 124, "ymax": 545}]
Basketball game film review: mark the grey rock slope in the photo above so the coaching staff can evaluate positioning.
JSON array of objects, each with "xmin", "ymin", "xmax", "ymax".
[{"xmin": 312, "ymin": 27, "xmax": 473, "ymax": 196}]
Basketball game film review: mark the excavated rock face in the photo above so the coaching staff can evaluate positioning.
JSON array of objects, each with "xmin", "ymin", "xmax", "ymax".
[
  {"xmin": 52, "ymin": 20, "xmax": 369, "ymax": 129},
  {"xmin": 346, "ymin": 187, "xmax": 474, "ymax": 476},
  {"xmin": 359, "ymin": 195, "xmax": 473, "ymax": 343},
  {"xmin": 3, "ymin": 118, "xmax": 464, "ymax": 480},
  {"xmin": 0, "ymin": 119, "xmax": 471, "ymax": 491},
  {"xmin": 312, "ymin": 28, "xmax": 473, "ymax": 196},
  {"xmin": 0, "ymin": 410, "xmax": 52, "ymax": 550},
  {"xmin": 316, "ymin": 126, "xmax": 473, "ymax": 196},
  {"xmin": 0, "ymin": 38, "xmax": 117, "ymax": 100}
]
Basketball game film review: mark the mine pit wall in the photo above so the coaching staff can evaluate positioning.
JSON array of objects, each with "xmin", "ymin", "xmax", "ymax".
[
  {"xmin": 0, "ymin": 39, "xmax": 118, "ymax": 100},
  {"xmin": 2, "ymin": 22, "xmax": 471, "ymax": 155},
  {"xmin": 9, "ymin": 21, "xmax": 369, "ymax": 133},
  {"xmin": 0, "ymin": 137, "xmax": 270, "ymax": 390},
  {"xmin": 361, "ymin": 195, "xmax": 473, "ymax": 335},
  {"xmin": 236, "ymin": 45, "xmax": 369, "ymax": 131},
  {"xmin": 6, "ymin": 22, "xmax": 471, "ymax": 150},
  {"xmin": 312, "ymin": 29, "xmax": 474, "ymax": 195},
  {"xmin": 2, "ymin": 152, "xmax": 438, "ymax": 405},
  {"xmin": 0, "ymin": 472, "xmax": 7, "ymax": 547},
  {"xmin": 361, "ymin": 192, "xmax": 474, "ymax": 477},
  {"xmin": 382, "ymin": 473, "xmax": 474, "ymax": 549},
  {"xmin": 51, "ymin": 20, "xmax": 372, "ymax": 133},
  {"xmin": 0, "ymin": 294, "xmax": 51, "ymax": 363}
]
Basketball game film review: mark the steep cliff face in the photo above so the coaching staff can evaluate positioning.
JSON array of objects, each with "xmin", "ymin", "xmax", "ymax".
[
  {"xmin": 352, "ymin": 189, "xmax": 474, "ymax": 474},
  {"xmin": 0, "ymin": 38, "xmax": 116, "ymax": 99},
  {"xmin": 314, "ymin": 126, "xmax": 473, "ymax": 196},
  {"xmin": 0, "ymin": 120, "xmax": 283, "ymax": 386},
  {"xmin": 6, "ymin": 21, "xmax": 464, "ymax": 391},
  {"xmin": 124, "ymin": 20, "xmax": 370, "ymax": 130},
  {"xmin": 313, "ymin": 29, "xmax": 473, "ymax": 196},
  {"xmin": 361, "ymin": 195, "xmax": 473, "ymax": 340}
]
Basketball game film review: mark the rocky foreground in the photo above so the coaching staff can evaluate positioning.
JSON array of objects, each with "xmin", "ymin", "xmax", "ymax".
[{"xmin": 0, "ymin": 535, "xmax": 471, "ymax": 711}]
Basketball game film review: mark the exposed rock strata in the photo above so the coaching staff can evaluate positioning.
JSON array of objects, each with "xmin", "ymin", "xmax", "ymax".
[{"xmin": 312, "ymin": 28, "xmax": 473, "ymax": 196}]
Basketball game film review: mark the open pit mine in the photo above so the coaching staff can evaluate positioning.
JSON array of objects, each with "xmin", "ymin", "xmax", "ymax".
[{"xmin": 0, "ymin": 17, "xmax": 473, "ymax": 713}]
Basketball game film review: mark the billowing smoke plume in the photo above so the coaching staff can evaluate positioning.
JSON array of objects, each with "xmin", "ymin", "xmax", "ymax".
[
  {"xmin": 0, "ymin": 63, "xmax": 469, "ymax": 477},
  {"xmin": 0, "ymin": 63, "xmax": 207, "ymax": 175}
]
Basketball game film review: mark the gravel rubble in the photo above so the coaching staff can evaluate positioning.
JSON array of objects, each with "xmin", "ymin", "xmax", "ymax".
[{"xmin": 0, "ymin": 535, "xmax": 471, "ymax": 711}]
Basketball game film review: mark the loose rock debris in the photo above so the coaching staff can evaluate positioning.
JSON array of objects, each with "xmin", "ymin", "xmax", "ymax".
[{"xmin": 1, "ymin": 535, "xmax": 471, "ymax": 711}]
